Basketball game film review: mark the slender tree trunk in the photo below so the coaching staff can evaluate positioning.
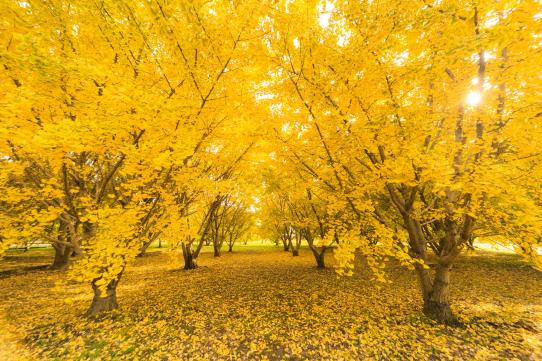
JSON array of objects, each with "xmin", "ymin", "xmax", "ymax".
[
  {"xmin": 87, "ymin": 275, "xmax": 122, "ymax": 316},
  {"xmin": 213, "ymin": 242, "xmax": 221, "ymax": 257},
  {"xmin": 137, "ymin": 232, "xmax": 161, "ymax": 257},
  {"xmin": 137, "ymin": 239, "xmax": 153, "ymax": 257},
  {"xmin": 51, "ymin": 243, "xmax": 72, "ymax": 270},
  {"xmin": 292, "ymin": 235, "xmax": 301, "ymax": 257},
  {"xmin": 228, "ymin": 235, "xmax": 234, "ymax": 252}
]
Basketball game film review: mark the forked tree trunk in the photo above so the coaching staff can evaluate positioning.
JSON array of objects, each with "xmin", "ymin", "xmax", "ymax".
[
  {"xmin": 422, "ymin": 263, "xmax": 455, "ymax": 324},
  {"xmin": 414, "ymin": 260, "xmax": 457, "ymax": 324},
  {"xmin": 315, "ymin": 252, "xmax": 325, "ymax": 268},
  {"xmin": 403, "ymin": 215, "xmax": 457, "ymax": 324},
  {"xmin": 51, "ymin": 244, "xmax": 72, "ymax": 270},
  {"xmin": 184, "ymin": 252, "xmax": 197, "ymax": 269},
  {"xmin": 182, "ymin": 243, "xmax": 198, "ymax": 270},
  {"xmin": 282, "ymin": 239, "xmax": 289, "ymax": 252},
  {"xmin": 228, "ymin": 244, "xmax": 233, "ymax": 252},
  {"xmin": 87, "ymin": 275, "xmax": 122, "ymax": 316},
  {"xmin": 310, "ymin": 247, "xmax": 326, "ymax": 268}
]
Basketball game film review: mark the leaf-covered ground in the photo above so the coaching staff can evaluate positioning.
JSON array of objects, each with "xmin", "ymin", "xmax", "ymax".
[{"xmin": 0, "ymin": 246, "xmax": 541, "ymax": 360}]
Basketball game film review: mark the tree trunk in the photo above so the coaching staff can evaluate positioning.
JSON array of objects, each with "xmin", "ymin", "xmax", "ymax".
[
  {"xmin": 282, "ymin": 239, "xmax": 289, "ymax": 252},
  {"xmin": 137, "ymin": 239, "xmax": 153, "ymax": 257},
  {"xmin": 310, "ymin": 247, "xmax": 326, "ymax": 268},
  {"xmin": 51, "ymin": 244, "xmax": 72, "ymax": 270},
  {"xmin": 403, "ymin": 215, "xmax": 457, "ymax": 324},
  {"xmin": 213, "ymin": 243, "xmax": 221, "ymax": 257},
  {"xmin": 87, "ymin": 277, "xmax": 120, "ymax": 316},
  {"xmin": 228, "ymin": 234, "xmax": 234, "ymax": 252},
  {"xmin": 422, "ymin": 263, "xmax": 456, "ymax": 324},
  {"xmin": 292, "ymin": 235, "xmax": 301, "ymax": 257},
  {"xmin": 315, "ymin": 252, "xmax": 325, "ymax": 268},
  {"xmin": 182, "ymin": 243, "xmax": 198, "ymax": 270},
  {"xmin": 405, "ymin": 213, "xmax": 459, "ymax": 325},
  {"xmin": 184, "ymin": 253, "xmax": 197, "ymax": 269}
]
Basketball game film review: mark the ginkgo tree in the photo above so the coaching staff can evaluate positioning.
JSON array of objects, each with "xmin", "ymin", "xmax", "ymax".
[
  {"xmin": 265, "ymin": 0, "xmax": 542, "ymax": 323},
  {"xmin": 1, "ymin": 0, "xmax": 265, "ymax": 315},
  {"xmin": 1, "ymin": 0, "xmax": 180, "ymax": 314}
]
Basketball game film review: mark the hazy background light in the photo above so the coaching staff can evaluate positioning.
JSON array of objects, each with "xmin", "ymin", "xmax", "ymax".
[
  {"xmin": 466, "ymin": 91, "xmax": 482, "ymax": 106},
  {"xmin": 318, "ymin": 1, "xmax": 334, "ymax": 28}
]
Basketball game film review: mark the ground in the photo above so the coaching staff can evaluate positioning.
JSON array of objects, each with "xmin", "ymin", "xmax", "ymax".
[{"xmin": 0, "ymin": 245, "xmax": 541, "ymax": 360}]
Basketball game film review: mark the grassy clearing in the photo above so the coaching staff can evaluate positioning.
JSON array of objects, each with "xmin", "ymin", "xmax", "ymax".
[{"xmin": 0, "ymin": 248, "xmax": 540, "ymax": 360}]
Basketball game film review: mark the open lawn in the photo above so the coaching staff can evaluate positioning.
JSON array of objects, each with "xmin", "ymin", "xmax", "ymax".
[{"xmin": 0, "ymin": 246, "xmax": 541, "ymax": 360}]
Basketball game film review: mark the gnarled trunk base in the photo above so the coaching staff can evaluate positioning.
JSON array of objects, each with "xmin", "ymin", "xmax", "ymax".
[
  {"xmin": 184, "ymin": 256, "xmax": 197, "ymax": 270},
  {"xmin": 182, "ymin": 243, "xmax": 198, "ymax": 270},
  {"xmin": 87, "ymin": 280, "xmax": 119, "ymax": 317},
  {"xmin": 310, "ymin": 247, "xmax": 326, "ymax": 268},
  {"xmin": 316, "ymin": 254, "xmax": 325, "ymax": 268},
  {"xmin": 423, "ymin": 300, "xmax": 455, "ymax": 324},
  {"xmin": 51, "ymin": 244, "xmax": 72, "ymax": 270},
  {"xmin": 418, "ymin": 263, "xmax": 458, "ymax": 325},
  {"xmin": 292, "ymin": 249, "xmax": 299, "ymax": 257},
  {"xmin": 183, "ymin": 253, "xmax": 198, "ymax": 270}
]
